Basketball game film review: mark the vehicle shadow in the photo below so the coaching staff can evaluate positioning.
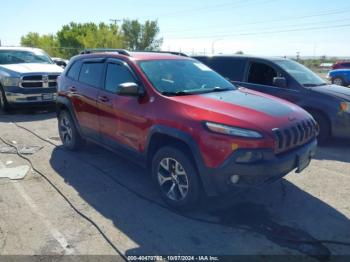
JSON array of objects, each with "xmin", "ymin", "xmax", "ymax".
[
  {"xmin": 315, "ymin": 138, "xmax": 350, "ymax": 163},
  {"xmin": 0, "ymin": 107, "xmax": 56, "ymax": 123},
  {"xmin": 49, "ymin": 144, "xmax": 350, "ymax": 258}
]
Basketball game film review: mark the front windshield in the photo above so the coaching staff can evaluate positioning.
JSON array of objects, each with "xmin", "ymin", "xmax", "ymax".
[
  {"xmin": 0, "ymin": 50, "xmax": 53, "ymax": 65},
  {"xmin": 138, "ymin": 59, "xmax": 236, "ymax": 95},
  {"xmin": 275, "ymin": 60, "xmax": 326, "ymax": 87}
]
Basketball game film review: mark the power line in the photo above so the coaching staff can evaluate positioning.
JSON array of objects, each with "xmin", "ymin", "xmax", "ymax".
[
  {"xmin": 164, "ymin": 7, "xmax": 350, "ymax": 33},
  {"xmin": 165, "ymin": 23, "xmax": 350, "ymax": 40},
  {"xmin": 166, "ymin": 17, "xmax": 350, "ymax": 38},
  {"xmin": 139, "ymin": 0, "xmax": 277, "ymax": 19}
]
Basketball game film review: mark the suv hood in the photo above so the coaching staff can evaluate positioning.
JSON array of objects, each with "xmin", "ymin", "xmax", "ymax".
[
  {"xmin": 170, "ymin": 88, "xmax": 309, "ymax": 134},
  {"xmin": 311, "ymin": 84, "xmax": 350, "ymax": 101},
  {"xmin": 0, "ymin": 63, "xmax": 63, "ymax": 74}
]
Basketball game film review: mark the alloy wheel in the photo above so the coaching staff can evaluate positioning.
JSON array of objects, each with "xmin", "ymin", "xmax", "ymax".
[
  {"xmin": 157, "ymin": 158, "xmax": 189, "ymax": 201},
  {"xmin": 333, "ymin": 78, "xmax": 343, "ymax": 86},
  {"xmin": 59, "ymin": 115, "xmax": 73, "ymax": 145}
]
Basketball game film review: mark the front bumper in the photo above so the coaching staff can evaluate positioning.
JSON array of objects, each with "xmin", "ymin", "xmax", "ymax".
[
  {"xmin": 4, "ymin": 86, "xmax": 57, "ymax": 106},
  {"xmin": 200, "ymin": 139, "xmax": 317, "ymax": 195}
]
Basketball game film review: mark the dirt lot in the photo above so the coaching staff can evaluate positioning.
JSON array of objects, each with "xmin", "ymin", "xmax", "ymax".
[{"xmin": 0, "ymin": 109, "xmax": 350, "ymax": 260}]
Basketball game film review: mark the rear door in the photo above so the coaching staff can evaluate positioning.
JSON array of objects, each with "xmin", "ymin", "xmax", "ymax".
[
  {"xmin": 195, "ymin": 56, "xmax": 246, "ymax": 83},
  {"xmin": 239, "ymin": 60, "xmax": 302, "ymax": 104},
  {"xmin": 71, "ymin": 59, "xmax": 105, "ymax": 141}
]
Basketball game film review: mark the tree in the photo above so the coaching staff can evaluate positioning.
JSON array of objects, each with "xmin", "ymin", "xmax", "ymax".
[
  {"xmin": 20, "ymin": 19, "xmax": 162, "ymax": 58},
  {"xmin": 122, "ymin": 19, "xmax": 163, "ymax": 50},
  {"xmin": 235, "ymin": 50, "xmax": 244, "ymax": 55},
  {"xmin": 56, "ymin": 22, "xmax": 124, "ymax": 58},
  {"xmin": 21, "ymin": 32, "xmax": 62, "ymax": 57}
]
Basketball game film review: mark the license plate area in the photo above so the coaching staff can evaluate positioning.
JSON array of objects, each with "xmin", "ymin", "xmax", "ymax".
[{"xmin": 42, "ymin": 94, "xmax": 53, "ymax": 100}]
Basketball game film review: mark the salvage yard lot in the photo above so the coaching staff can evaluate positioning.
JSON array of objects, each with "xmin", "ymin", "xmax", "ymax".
[{"xmin": 0, "ymin": 109, "xmax": 350, "ymax": 258}]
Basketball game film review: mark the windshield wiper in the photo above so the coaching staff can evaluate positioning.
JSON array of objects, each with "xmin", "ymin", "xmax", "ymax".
[
  {"xmin": 209, "ymin": 87, "xmax": 233, "ymax": 92},
  {"xmin": 303, "ymin": 83, "xmax": 327, "ymax": 87},
  {"xmin": 161, "ymin": 87, "xmax": 233, "ymax": 96},
  {"xmin": 161, "ymin": 91, "xmax": 194, "ymax": 96}
]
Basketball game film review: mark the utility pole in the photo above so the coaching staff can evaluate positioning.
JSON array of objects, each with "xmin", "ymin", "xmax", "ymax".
[{"xmin": 110, "ymin": 19, "xmax": 121, "ymax": 26}]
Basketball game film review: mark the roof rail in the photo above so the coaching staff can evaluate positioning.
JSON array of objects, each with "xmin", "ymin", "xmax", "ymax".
[
  {"xmin": 80, "ymin": 49, "xmax": 131, "ymax": 56},
  {"xmin": 158, "ymin": 51, "xmax": 188, "ymax": 57},
  {"xmin": 133, "ymin": 50, "xmax": 188, "ymax": 57}
]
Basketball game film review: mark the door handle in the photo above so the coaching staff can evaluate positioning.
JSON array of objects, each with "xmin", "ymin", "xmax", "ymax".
[{"xmin": 98, "ymin": 96, "xmax": 110, "ymax": 103}]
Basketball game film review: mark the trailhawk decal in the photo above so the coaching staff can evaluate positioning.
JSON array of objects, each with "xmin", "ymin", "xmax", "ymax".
[{"xmin": 201, "ymin": 90, "xmax": 293, "ymax": 117}]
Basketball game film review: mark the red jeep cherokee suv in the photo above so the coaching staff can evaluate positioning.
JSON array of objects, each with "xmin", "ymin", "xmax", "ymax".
[{"xmin": 56, "ymin": 49, "xmax": 318, "ymax": 209}]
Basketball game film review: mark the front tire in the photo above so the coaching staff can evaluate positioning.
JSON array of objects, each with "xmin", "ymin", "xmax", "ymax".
[
  {"xmin": 58, "ymin": 110, "xmax": 85, "ymax": 150},
  {"xmin": 0, "ymin": 88, "xmax": 10, "ymax": 113},
  {"xmin": 152, "ymin": 147, "xmax": 201, "ymax": 210},
  {"xmin": 311, "ymin": 112, "xmax": 330, "ymax": 144},
  {"xmin": 332, "ymin": 77, "xmax": 345, "ymax": 86}
]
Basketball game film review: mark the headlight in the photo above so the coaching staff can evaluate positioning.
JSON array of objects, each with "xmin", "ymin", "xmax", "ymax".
[
  {"xmin": 2, "ymin": 77, "xmax": 20, "ymax": 87},
  {"xmin": 340, "ymin": 102, "xmax": 350, "ymax": 113},
  {"xmin": 205, "ymin": 122, "xmax": 263, "ymax": 138}
]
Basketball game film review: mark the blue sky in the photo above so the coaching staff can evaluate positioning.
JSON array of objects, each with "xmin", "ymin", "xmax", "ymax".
[{"xmin": 1, "ymin": 0, "xmax": 350, "ymax": 56}]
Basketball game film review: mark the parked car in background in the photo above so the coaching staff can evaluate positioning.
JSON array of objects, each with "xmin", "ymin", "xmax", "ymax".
[
  {"xmin": 193, "ymin": 55, "xmax": 350, "ymax": 143},
  {"xmin": 328, "ymin": 69, "xmax": 350, "ymax": 87},
  {"xmin": 56, "ymin": 49, "xmax": 317, "ymax": 209},
  {"xmin": 52, "ymin": 57, "xmax": 69, "ymax": 68},
  {"xmin": 332, "ymin": 61, "xmax": 350, "ymax": 70},
  {"xmin": 0, "ymin": 47, "xmax": 63, "ymax": 111}
]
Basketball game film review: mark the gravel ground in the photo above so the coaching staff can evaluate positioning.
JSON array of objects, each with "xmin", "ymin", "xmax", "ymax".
[{"xmin": 0, "ymin": 109, "xmax": 349, "ymax": 260}]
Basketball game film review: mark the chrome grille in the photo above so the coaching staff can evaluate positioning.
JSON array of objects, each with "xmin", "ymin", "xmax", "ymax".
[
  {"xmin": 273, "ymin": 119, "xmax": 319, "ymax": 154},
  {"xmin": 20, "ymin": 74, "xmax": 60, "ymax": 88}
]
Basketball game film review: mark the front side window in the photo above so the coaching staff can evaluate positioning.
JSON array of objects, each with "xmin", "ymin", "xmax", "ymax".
[
  {"xmin": 79, "ymin": 63, "xmax": 104, "ymax": 88},
  {"xmin": 105, "ymin": 63, "xmax": 135, "ymax": 93},
  {"xmin": 275, "ymin": 60, "xmax": 326, "ymax": 87},
  {"xmin": 138, "ymin": 59, "xmax": 236, "ymax": 95},
  {"xmin": 248, "ymin": 62, "xmax": 277, "ymax": 86},
  {"xmin": 67, "ymin": 61, "xmax": 82, "ymax": 81},
  {"xmin": 0, "ymin": 50, "xmax": 53, "ymax": 65}
]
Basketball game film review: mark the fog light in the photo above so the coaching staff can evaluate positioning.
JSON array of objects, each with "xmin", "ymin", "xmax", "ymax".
[
  {"xmin": 235, "ymin": 151, "xmax": 263, "ymax": 163},
  {"xmin": 230, "ymin": 175, "xmax": 240, "ymax": 184}
]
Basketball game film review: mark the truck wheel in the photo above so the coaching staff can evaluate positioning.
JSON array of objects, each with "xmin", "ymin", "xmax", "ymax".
[
  {"xmin": 0, "ymin": 88, "xmax": 10, "ymax": 113},
  {"xmin": 332, "ymin": 77, "xmax": 344, "ymax": 86},
  {"xmin": 311, "ymin": 112, "xmax": 330, "ymax": 144},
  {"xmin": 152, "ymin": 146, "xmax": 201, "ymax": 210},
  {"xmin": 58, "ymin": 110, "xmax": 85, "ymax": 150}
]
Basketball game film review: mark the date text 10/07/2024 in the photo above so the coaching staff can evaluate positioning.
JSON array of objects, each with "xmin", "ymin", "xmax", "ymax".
[{"xmin": 127, "ymin": 256, "xmax": 219, "ymax": 261}]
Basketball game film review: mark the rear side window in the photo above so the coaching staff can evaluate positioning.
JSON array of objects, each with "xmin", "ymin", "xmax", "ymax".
[
  {"xmin": 79, "ymin": 63, "xmax": 104, "ymax": 88},
  {"xmin": 247, "ymin": 62, "xmax": 277, "ymax": 86},
  {"xmin": 66, "ymin": 61, "xmax": 82, "ymax": 81},
  {"xmin": 198, "ymin": 57, "xmax": 246, "ymax": 81},
  {"xmin": 105, "ymin": 63, "xmax": 135, "ymax": 93}
]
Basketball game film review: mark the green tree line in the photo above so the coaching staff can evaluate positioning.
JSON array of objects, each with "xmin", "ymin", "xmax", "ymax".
[{"xmin": 21, "ymin": 20, "xmax": 163, "ymax": 58}]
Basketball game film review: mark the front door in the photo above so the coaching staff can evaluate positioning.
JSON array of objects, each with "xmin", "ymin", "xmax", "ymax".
[
  {"xmin": 239, "ymin": 61, "xmax": 301, "ymax": 104},
  {"xmin": 97, "ymin": 59, "xmax": 150, "ymax": 155}
]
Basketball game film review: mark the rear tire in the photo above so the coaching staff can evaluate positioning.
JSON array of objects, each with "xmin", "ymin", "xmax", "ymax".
[
  {"xmin": 152, "ymin": 146, "xmax": 202, "ymax": 211},
  {"xmin": 310, "ymin": 112, "xmax": 330, "ymax": 144},
  {"xmin": 58, "ymin": 110, "xmax": 85, "ymax": 150}
]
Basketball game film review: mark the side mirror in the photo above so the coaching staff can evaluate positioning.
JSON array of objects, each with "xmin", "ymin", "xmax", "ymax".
[
  {"xmin": 273, "ymin": 77, "xmax": 287, "ymax": 88},
  {"xmin": 117, "ymin": 82, "xmax": 145, "ymax": 97}
]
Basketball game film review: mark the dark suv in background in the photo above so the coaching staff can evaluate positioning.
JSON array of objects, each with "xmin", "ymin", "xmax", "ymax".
[
  {"xmin": 194, "ymin": 55, "xmax": 350, "ymax": 142},
  {"xmin": 56, "ymin": 50, "xmax": 317, "ymax": 209}
]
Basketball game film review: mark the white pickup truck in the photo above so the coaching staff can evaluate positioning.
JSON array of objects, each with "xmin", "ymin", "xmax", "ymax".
[{"xmin": 0, "ymin": 47, "xmax": 64, "ymax": 111}]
